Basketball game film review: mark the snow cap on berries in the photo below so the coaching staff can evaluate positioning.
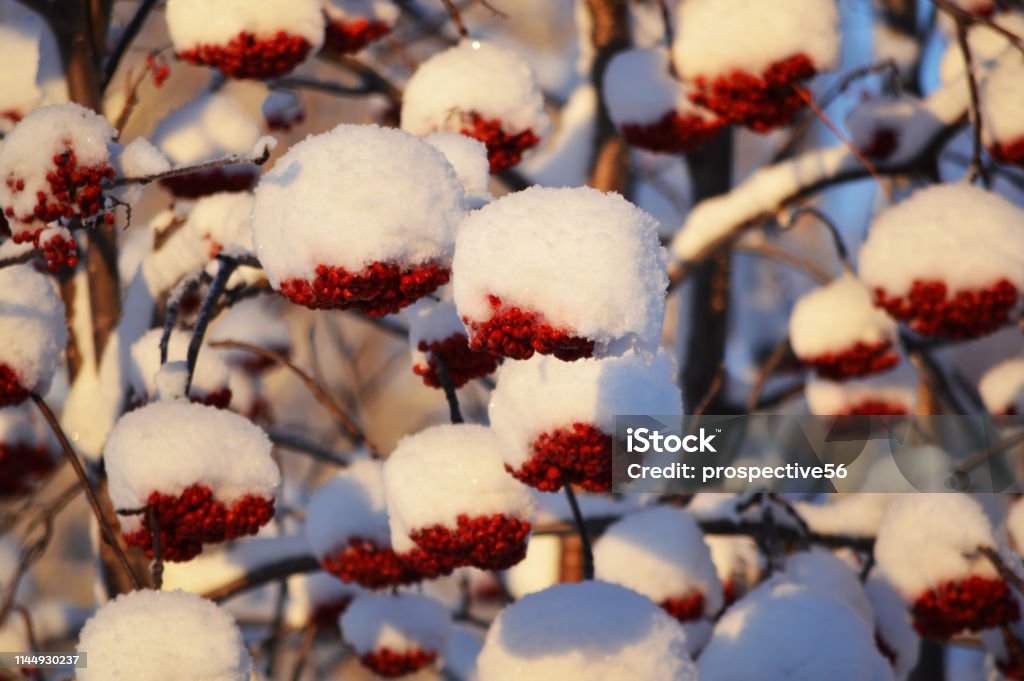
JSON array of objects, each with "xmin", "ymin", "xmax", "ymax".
[
  {"xmin": 698, "ymin": 581, "xmax": 892, "ymax": 681},
  {"xmin": 104, "ymin": 399, "xmax": 279, "ymax": 530},
  {"xmin": 0, "ymin": 265, "xmax": 66, "ymax": 405},
  {"xmin": 782, "ymin": 550, "xmax": 874, "ymax": 624},
  {"xmin": 453, "ymin": 185, "xmax": 668, "ymax": 359},
  {"xmin": 401, "ymin": 40, "xmax": 550, "ymax": 172},
  {"xmin": 477, "ymin": 581, "xmax": 698, "ymax": 681},
  {"xmin": 979, "ymin": 356, "xmax": 1024, "ymax": 415},
  {"xmin": 789, "ymin": 273, "xmax": 899, "ymax": 379},
  {"xmin": 980, "ymin": 55, "xmax": 1024, "ymax": 164},
  {"xmin": 166, "ymin": 0, "xmax": 324, "ymax": 79},
  {"xmin": 77, "ymin": 589, "xmax": 251, "ymax": 681},
  {"xmin": 0, "ymin": 103, "xmax": 115, "ymax": 231},
  {"xmin": 603, "ymin": 47, "xmax": 723, "ymax": 154},
  {"xmin": 383, "ymin": 424, "xmax": 534, "ymax": 562},
  {"xmin": 252, "ymin": 124, "xmax": 465, "ymax": 308},
  {"xmin": 805, "ymin": 369, "xmax": 917, "ymax": 416},
  {"xmin": 488, "ymin": 350, "xmax": 681, "ymax": 490},
  {"xmin": 673, "ymin": 0, "xmax": 840, "ymax": 79},
  {"xmin": 341, "ymin": 593, "xmax": 451, "ymax": 676},
  {"xmin": 305, "ymin": 460, "xmax": 390, "ymax": 560},
  {"xmin": 865, "ymin": 572, "xmax": 920, "ymax": 681},
  {"xmin": 323, "ymin": 0, "xmax": 398, "ymax": 55},
  {"xmin": 425, "ymin": 132, "xmax": 492, "ymax": 207},
  {"xmin": 594, "ymin": 507, "xmax": 722, "ymax": 651},
  {"xmin": 859, "ymin": 184, "xmax": 1024, "ymax": 338},
  {"xmin": 128, "ymin": 328, "xmax": 231, "ymax": 407}
]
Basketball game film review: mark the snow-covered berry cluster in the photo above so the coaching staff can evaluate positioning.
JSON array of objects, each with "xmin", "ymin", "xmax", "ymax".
[
  {"xmin": 401, "ymin": 40, "xmax": 549, "ymax": 172},
  {"xmin": 406, "ymin": 297, "xmax": 498, "ymax": 389},
  {"xmin": 104, "ymin": 400, "xmax": 279, "ymax": 561},
  {"xmin": 0, "ymin": 264, "xmax": 66, "ymax": 407},
  {"xmin": 340, "ymin": 594, "xmax": 451, "ymax": 677},
  {"xmin": 322, "ymin": 0, "xmax": 398, "ymax": 56}
]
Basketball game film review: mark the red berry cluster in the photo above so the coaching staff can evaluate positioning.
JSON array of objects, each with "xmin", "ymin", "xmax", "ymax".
[
  {"xmin": 309, "ymin": 595, "xmax": 355, "ymax": 628},
  {"xmin": 659, "ymin": 591, "xmax": 706, "ymax": 623},
  {"xmin": 803, "ymin": 340, "xmax": 899, "ymax": 380},
  {"xmin": 460, "ymin": 113, "xmax": 540, "ymax": 173},
  {"xmin": 279, "ymin": 261, "xmax": 450, "ymax": 316},
  {"xmin": 176, "ymin": 31, "xmax": 314, "ymax": 80},
  {"xmin": 323, "ymin": 18, "xmax": 391, "ymax": 55},
  {"xmin": 874, "ymin": 278, "xmax": 1018, "ymax": 339},
  {"xmin": 36, "ymin": 231, "xmax": 79, "ymax": 272},
  {"xmin": 690, "ymin": 54, "xmax": 817, "ymax": 132},
  {"xmin": 621, "ymin": 110, "xmax": 725, "ymax": 154},
  {"xmin": 122, "ymin": 484, "xmax": 275, "ymax": 561},
  {"xmin": 159, "ymin": 167, "xmax": 259, "ymax": 199},
  {"xmin": 1, "ymin": 110, "xmax": 22, "ymax": 124},
  {"xmin": 265, "ymin": 109, "xmax": 305, "ymax": 133},
  {"xmin": 144, "ymin": 54, "xmax": 171, "ymax": 88},
  {"xmin": 861, "ymin": 128, "xmax": 899, "ymax": 159},
  {"xmin": 192, "ymin": 387, "xmax": 233, "ymax": 410},
  {"xmin": 0, "ymin": 443, "xmax": 54, "ymax": 497},
  {"xmin": 911, "ymin": 576, "xmax": 1020, "ymax": 639},
  {"xmin": 394, "ymin": 544, "xmax": 460, "ymax": 580},
  {"xmin": 360, "ymin": 648, "xmax": 438, "ymax": 678},
  {"xmin": 465, "ymin": 295, "xmax": 595, "ymax": 361},
  {"xmin": 989, "ymin": 137, "xmax": 1024, "ymax": 166},
  {"xmin": 839, "ymin": 399, "xmax": 910, "ymax": 416},
  {"xmin": 321, "ymin": 537, "xmax": 422, "ymax": 589},
  {"xmin": 3, "ymin": 144, "xmax": 114, "ymax": 236},
  {"xmin": 409, "ymin": 513, "xmax": 532, "ymax": 571},
  {"xmin": 413, "ymin": 333, "xmax": 499, "ymax": 389},
  {"xmin": 0, "ymin": 363, "xmax": 29, "ymax": 408},
  {"xmin": 507, "ymin": 423, "xmax": 612, "ymax": 493}
]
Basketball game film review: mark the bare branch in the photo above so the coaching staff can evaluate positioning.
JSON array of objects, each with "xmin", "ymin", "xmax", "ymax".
[
  {"xmin": 101, "ymin": 0, "xmax": 159, "ymax": 91},
  {"xmin": 440, "ymin": 0, "xmax": 470, "ymax": 36}
]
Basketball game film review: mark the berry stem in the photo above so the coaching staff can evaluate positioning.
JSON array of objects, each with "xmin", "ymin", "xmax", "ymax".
[
  {"xmin": 112, "ymin": 144, "xmax": 273, "ymax": 188},
  {"xmin": 784, "ymin": 205, "xmax": 853, "ymax": 274},
  {"xmin": 949, "ymin": 13, "xmax": 989, "ymax": 186},
  {"xmin": 185, "ymin": 255, "xmax": 238, "ymax": 395},
  {"xmin": 146, "ymin": 505, "xmax": 163, "ymax": 589},
  {"xmin": 160, "ymin": 272, "xmax": 205, "ymax": 365},
  {"xmin": 30, "ymin": 393, "xmax": 143, "ymax": 590},
  {"xmin": 977, "ymin": 545, "xmax": 1024, "ymax": 596},
  {"xmin": 432, "ymin": 353, "xmax": 463, "ymax": 423},
  {"xmin": 563, "ymin": 484, "xmax": 594, "ymax": 580}
]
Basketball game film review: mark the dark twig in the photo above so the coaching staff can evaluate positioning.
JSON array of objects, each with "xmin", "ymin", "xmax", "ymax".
[
  {"xmin": 147, "ymin": 505, "xmax": 163, "ymax": 589},
  {"xmin": 113, "ymin": 145, "xmax": 273, "ymax": 187},
  {"xmin": 30, "ymin": 393, "xmax": 143, "ymax": 590},
  {"xmin": 204, "ymin": 556, "xmax": 321, "ymax": 602},
  {"xmin": 209, "ymin": 340, "xmax": 376, "ymax": 455},
  {"xmin": 0, "ymin": 250, "xmax": 37, "ymax": 270},
  {"xmin": 977, "ymin": 546, "xmax": 1024, "ymax": 595},
  {"xmin": 433, "ymin": 353, "xmax": 464, "ymax": 423},
  {"xmin": 734, "ymin": 243, "xmax": 834, "ymax": 284},
  {"xmin": 267, "ymin": 430, "xmax": 350, "ymax": 467},
  {"xmin": 185, "ymin": 256, "xmax": 238, "ymax": 394},
  {"xmin": 290, "ymin": 623, "xmax": 318, "ymax": 681},
  {"xmin": 954, "ymin": 429, "xmax": 1024, "ymax": 474},
  {"xmin": 747, "ymin": 338, "xmax": 795, "ymax": 413},
  {"xmin": 101, "ymin": 0, "xmax": 158, "ymax": 91},
  {"xmin": 440, "ymin": 0, "xmax": 469, "ymax": 36},
  {"xmin": 161, "ymin": 273, "xmax": 207, "ymax": 365},
  {"xmin": 271, "ymin": 76, "xmax": 373, "ymax": 98},
  {"xmin": 783, "ymin": 205, "xmax": 852, "ymax": 270},
  {"xmin": 563, "ymin": 485, "xmax": 594, "ymax": 580},
  {"xmin": 951, "ymin": 17, "xmax": 989, "ymax": 185},
  {"xmin": 932, "ymin": 0, "xmax": 1024, "ymax": 56}
]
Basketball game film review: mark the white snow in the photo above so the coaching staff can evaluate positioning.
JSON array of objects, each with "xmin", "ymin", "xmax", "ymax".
[
  {"xmin": 401, "ymin": 40, "xmax": 550, "ymax": 140},
  {"xmin": 980, "ymin": 55, "xmax": 1024, "ymax": 152},
  {"xmin": 165, "ymin": 0, "xmax": 325, "ymax": 51},
  {"xmin": 593, "ymin": 506, "xmax": 723, "ymax": 618},
  {"xmin": 406, "ymin": 296, "xmax": 469, "ymax": 372},
  {"xmin": 0, "ymin": 19, "xmax": 43, "ymax": 127},
  {"xmin": 866, "ymin": 571, "xmax": 920, "ymax": 681},
  {"xmin": 1008, "ymin": 499, "xmax": 1024, "ymax": 553},
  {"xmin": 305, "ymin": 459, "xmax": 391, "ymax": 560},
  {"xmin": 0, "ymin": 104, "xmax": 114, "ymax": 230},
  {"xmin": 603, "ymin": 48, "xmax": 714, "ymax": 127},
  {"xmin": 847, "ymin": 95, "xmax": 935, "ymax": 161},
  {"xmin": 104, "ymin": 399, "xmax": 279, "ymax": 527},
  {"xmin": 76, "ymin": 589, "xmax": 251, "ymax": 681},
  {"xmin": 938, "ymin": 14, "xmax": 1024, "ymax": 82},
  {"xmin": 128, "ymin": 328, "xmax": 230, "ymax": 404},
  {"xmin": 209, "ymin": 297, "xmax": 292, "ymax": 366},
  {"xmin": 979, "ymin": 356, "xmax": 1024, "ymax": 415},
  {"xmin": 425, "ymin": 132, "xmax": 492, "ymax": 207},
  {"xmin": 382, "ymin": 424, "xmax": 534, "ymax": 551},
  {"xmin": 874, "ymin": 494, "xmax": 999, "ymax": 599},
  {"xmin": 476, "ymin": 581, "xmax": 698, "ymax": 681},
  {"xmin": 453, "ymin": 185, "xmax": 668, "ymax": 357},
  {"xmin": 252, "ymin": 124, "xmax": 465, "ymax": 284},
  {"xmin": 794, "ymin": 494, "xmax": 900, "ymax": 537},
  {"xmin": 261, "ymin": 91, "xmax": 304, "ymax": 129},
  {"xmin": 698, "ymin": 581, "xmax": 893, "ymax": 681},
  {"xmin": 805, "ymin": 370, "xmax": 917, "ymax": 416},
  {"xmin": 184, "ymin": 191, "xmax": 255, "ymax": 257},
  {"xmin": 151, "ymin": 92, "xmax": 263, "ymax": 167},
  {"xmin": 704, "ymin": 535, "xmax": 760, "ymax": 597},
  {"xmin": 672, "ymin": 0, "xmax": 840, "ymax": 78},
  {"xmin": 0, "ymin": 265, "xmax": 66, "ymax": 397},
  {"xmin": 782, "ymin": 550, "xmax": 874, "ymax": 624},
  {"xmin": 860, "ymin": 184, "xmax": 1024, "ymax": 296},
  {"xmin": 324, "ymin": 0, "xmax": 399, "ymax": 23},
  {"xmin": 488, "ymin": 350, "xmax": 681, "ymax": 470},
  {"xmin": 789, "ymin": 273, "xmax": 898, "ymax": 358},
  {"xmin": 445, "ymin": 623, "xmax": 484, "ymax": 681},
  {"xmin": 340, "ymin": 593, "xmax": 451, "ymax": 659},
  {"xmin": 120, "ymin": 138, "xmax": 171, "ymax": 178}
]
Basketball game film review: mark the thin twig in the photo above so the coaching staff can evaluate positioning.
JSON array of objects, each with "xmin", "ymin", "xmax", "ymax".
[
  {"xmin": 563, "ymin": 485, "xmax": 594, "ymax": 580},
  {"xmin": 734, "ymin": 243, "xmax": 834, "ymax": 284},
  {"xmin": 30, "ymin": 394, "xmax": 143, "ymax": 590},
  {"xmin": 101, "ymin": 0, "xmax": 159, "ymax": 91},
  {"xmin": 271, "ymin": 76, "xmax": 372, "ymax": 98},
  {"xmin": 267, "ymin": 430, "xmax": 350, "ymax": 467},
  {"xmin": 209, "ymin": 340, "xmax": 376, "ymax": 455},
  {"xmin": 781, "ymin": 205, "xmax": 852, "ymax": 270},
  {"xmin": 161, "ymin": 273, "xmax": 206, "ymax": 365},
  {"xmin": 952, "ymin": 17, "xmax": 989, "ymax": 185},
  {"xmin": 978, "ymin": 546, "xmax": 1024, "ymax": 595},
  {"xmin": 440, "ymin": 0, "xmax": 469, "ymax": 36},
  {"xmin": 0, "ymin": 250, "xmax": 37, "ymax": 270},
  {"xmin": 147, "ymin": 505, "xmax": 163, "ymax": 589},
  {"xmin": 112, "ymin": 145, "xmax": 273, "ymax": 187},
  {"xmin": 747, "ymin": 338, "xmax": 796, "ymax": 413},
  {"xmin": 433, "ymin": 353, "xmax": 464, "ymax": 424},
  {"xmin": 290, "ymin": 623, "xmax": 318, "ymax": 681},
  {"xmin": 185, "ymin": 256, "xmax": 238, "ymax": 394},
  {"xmin": 932, "ymin": 0, "xmax": 1024, "ymax": 56},
  {"xmin": 204, "ymin": 556, "xmax": 321, "ymax": 602}
]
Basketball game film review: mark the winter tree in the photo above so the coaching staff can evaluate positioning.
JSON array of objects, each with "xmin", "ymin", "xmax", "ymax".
[{"xmin": 1, "ymin": 0, "xmax": 1024, "ymax": 679}]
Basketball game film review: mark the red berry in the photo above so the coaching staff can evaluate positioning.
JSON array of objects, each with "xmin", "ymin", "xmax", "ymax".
[
  {"xmin": 911, "ymin": 576, "xmax": 1020, "ymax": 639},
  {"xmin": 413, "ymin": 333, "xmax": 499, "ymax": 389},
  {"xmin": 279, "ymin": 261, "xmax": 450, "ymax": 316},
  {"xmin": 459, "ymin": 112, "xmax": 540, "ymax": 173},
  {"xmin": 464, "ymin": 295, "xmax": 595, "ymax": 361},
  {"xmin": 322, "ymin": 18, "xmax": 391, "ymax": 55},
  {"xmin": 873, "ymin": 278, "xmax": 1019, "ymax": 339},
  {"xmin": 621, "ymin": 110, "xmax": 725, "ymax": 154},
  {"xmin": 359, "ymin": 648, "xmax": 437, "ymax": 678},
  {"xmin": 177, "ymin": 31, "xmax": 314, "ymax": 79}
]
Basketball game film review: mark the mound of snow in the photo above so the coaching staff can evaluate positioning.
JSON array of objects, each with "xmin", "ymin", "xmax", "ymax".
[{"xmin": 0, "ymin": 264, "xmax": 66, "ymax": 400}]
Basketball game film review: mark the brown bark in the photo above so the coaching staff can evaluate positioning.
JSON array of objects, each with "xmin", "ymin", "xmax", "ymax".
[{"xmin": 584, "ymin": 0, "xmax": 631, "ymax": 193}]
